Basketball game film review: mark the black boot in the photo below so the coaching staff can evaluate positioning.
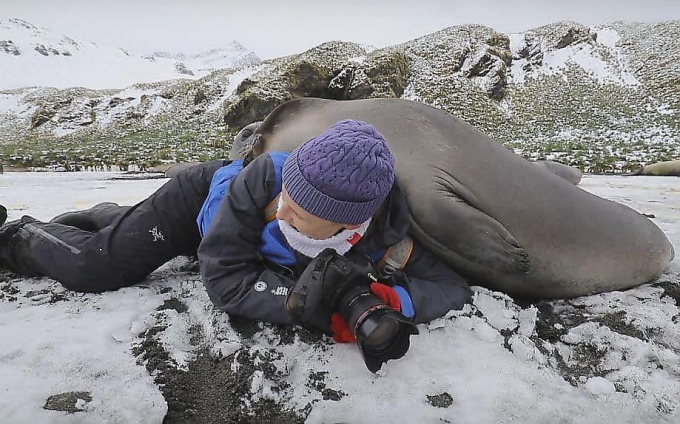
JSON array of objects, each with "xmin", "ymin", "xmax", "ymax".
[
  {"xmin": 0, "ymin": 205, "xmax": 6, "ymax": 226},
  {"xmin": 0, "ymin": 216, "xmax": 41, "ymax": 276},
  {"xmin": 0, "ymin": 216, "xmax": 28, "ymax": 245},
  {"xmin": 50, "ymin": 202, "xmax": 130, "ymax": 232}
]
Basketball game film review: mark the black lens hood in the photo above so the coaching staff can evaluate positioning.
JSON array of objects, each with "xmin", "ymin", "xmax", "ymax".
[{"xmin": 357, "ymin": 310, "xmax": 419, "ymax": 373}]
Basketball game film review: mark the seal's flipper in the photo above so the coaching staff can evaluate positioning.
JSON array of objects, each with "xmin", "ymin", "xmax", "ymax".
[{"xmin": 406, "ymin": 181, "xmax": 530, "ymax": 275}]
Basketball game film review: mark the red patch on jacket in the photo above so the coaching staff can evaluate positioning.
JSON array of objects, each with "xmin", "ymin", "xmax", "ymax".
[{"xmin": 346, "ymin": 232, "xmax": 362, "ymax": 245}]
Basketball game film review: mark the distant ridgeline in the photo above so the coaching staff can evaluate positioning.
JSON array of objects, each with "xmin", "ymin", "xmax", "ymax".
[{"xmin": 0, "ymin": 19, "xmax": 678, "ymax": 173}]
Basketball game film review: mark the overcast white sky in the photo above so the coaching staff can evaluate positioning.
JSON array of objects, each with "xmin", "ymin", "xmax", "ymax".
[{"xmin": 3, "ymin": 0, "xmax": 679, "ymax": 59}]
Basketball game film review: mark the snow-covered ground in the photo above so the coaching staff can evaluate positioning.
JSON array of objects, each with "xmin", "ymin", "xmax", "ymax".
[{"xmin": 0, "ymin": 172, "xmax": 679, "ymax": 423}]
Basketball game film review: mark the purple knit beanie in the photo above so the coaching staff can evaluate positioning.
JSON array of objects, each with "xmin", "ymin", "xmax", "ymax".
[{"xmin": 282, "ymin": 119, "xmax": 395, "ymax": 225}]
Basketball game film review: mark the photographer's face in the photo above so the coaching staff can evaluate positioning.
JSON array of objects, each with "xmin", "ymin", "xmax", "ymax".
[{"xmin": 276, "ymin": 189, "xmax": 358, "ymax": 239}]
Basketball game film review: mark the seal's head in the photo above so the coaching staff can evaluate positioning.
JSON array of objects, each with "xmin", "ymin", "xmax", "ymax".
[
  {"xmin": 277, "ymin": 119, "xmax": 395, "ymax": 239},
  {"xmin": 229, "ymin": 121, "xmax": 263, "ymax": 160}
]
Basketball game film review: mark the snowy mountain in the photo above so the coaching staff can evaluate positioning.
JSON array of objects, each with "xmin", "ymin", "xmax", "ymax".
[
  {"xmin": 0, "ymin": 18, "xmax": 261, "ymax": 90},
  {"xmin": 0, "ymin": 20, "xmax": 677, "ymax": 172},
  {"xmin": 146, "ymin": 44, "xmax": 261, "ymax": 75}
]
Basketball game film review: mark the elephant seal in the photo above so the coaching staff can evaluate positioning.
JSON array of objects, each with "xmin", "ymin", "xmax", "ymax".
[
  {"xmin": 242, "ymin": 98, "xmax": 674, "ymax": 299},
  {"xmin": 163, "ymin": 162, "xmax": 202, "ymax": 178},
  {"xmin": 234, "ymin": 129, "xmax": 583, "ymax": 186},
  {"xmin": 637, "ymin": 160, "xmax": 680, "ymax": 177},
  {"xmin": 229, "ymin": 121, "xmax": 263, "ymax": 160}
]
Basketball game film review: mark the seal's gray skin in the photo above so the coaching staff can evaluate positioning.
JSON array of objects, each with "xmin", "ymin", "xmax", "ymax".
[
  {"xmin": 229, "ymin": 121, "xmax": 263, "ymax": 160},
  {"xmin": 534, "ymin": 160, "xmax": 582, "ymax": 185},
  {"xmin": 164, "ymin": 162, "xmax": 202, "ymax": 178},
  {"xmin": 637, "ymin": 160, "xmax": 680, "ymax": 177},
  {"xmin": 235, "ymin": 127, "xmax": 583, "ymax": 186},
  {"xmin": 244, "ymin": 98, "xmax": 674, "ymax": 299}
]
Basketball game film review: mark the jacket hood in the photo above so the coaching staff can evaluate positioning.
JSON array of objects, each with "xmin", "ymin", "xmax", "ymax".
[{"xmin": 357, "ymin": 182, "xmax": 410, "ymax": 254}]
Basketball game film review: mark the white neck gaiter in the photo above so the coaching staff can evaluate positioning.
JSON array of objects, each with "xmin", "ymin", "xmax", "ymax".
[{"xmin": 277, "ymin": 196, "xmax": 372, "ymax": 258}]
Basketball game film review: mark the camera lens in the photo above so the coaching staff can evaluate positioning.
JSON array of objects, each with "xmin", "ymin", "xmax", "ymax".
[
  {"xmin": 338, "ymin": 285, "xmax": 419, "ymax": 372},
  {"xmin": 362, "ymin": 316, "xmax": 400, "ymax": 353}
]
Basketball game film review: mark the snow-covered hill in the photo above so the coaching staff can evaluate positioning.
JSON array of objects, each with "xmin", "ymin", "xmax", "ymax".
[
  {"xmin": 0, "ymin": 20, "xmax": 677, "ymax": 172},
  {"xmin": 0, "ymin": 18, "xmax": 260, "ymax": 90},
  {"xmin": 146, "ymin": 45, "xmax": 261, "ymax": 76}
]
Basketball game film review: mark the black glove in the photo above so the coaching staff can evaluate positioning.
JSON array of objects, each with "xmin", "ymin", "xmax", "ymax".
[{"xmin": 284, "ymin": 248, "xmax": 378, "ymax": 333}]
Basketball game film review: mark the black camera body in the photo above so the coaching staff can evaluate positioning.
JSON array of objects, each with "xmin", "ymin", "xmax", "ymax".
[{"xmin": 286, "ymin": 249, "xmax": 418, "ymax": 372}]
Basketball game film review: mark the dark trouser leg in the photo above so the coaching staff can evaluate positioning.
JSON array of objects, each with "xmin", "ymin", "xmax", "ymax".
[
  {"xmin": 5, "ymin": 160, "xmax": 229, "ymax": 292},
  {"xmin": 50, "ymin": 202, "xmax": 131, "ymax": 232}
]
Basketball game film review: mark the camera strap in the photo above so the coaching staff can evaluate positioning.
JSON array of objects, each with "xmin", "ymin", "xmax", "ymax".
[{"xmin": 376, "ymin": 236, "xmax": 414, "ymax": 279}]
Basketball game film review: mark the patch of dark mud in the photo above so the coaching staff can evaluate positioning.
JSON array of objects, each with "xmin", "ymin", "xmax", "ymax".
[
  {"xmin": 156, "ymin": 298, "xmax": 188, "ymax": 314},
  {"xmin": 655, "ymin": 281, "xmax": 680, "ymax": 306},
  {"xmin": 188, "ymin": 324, "xmax": 203, "ymax": 346},
  {"xmin": 427, "ymin": 392, "xmax": 453, "ymax": 408},
  {"xmin": 321, "ymin": 388, "xmax": 345, "ymax": 401},
  {"xmin": 594, "ymin": 310, "xmax": 646, "ymax": 340},
  {"xmin": 132, "ymin": 325, "xmax": 172, "ymax": 379},
  {"xmin": 134, "ymin": 323, "xmax": 304, "ymax": 423},
  {"xmin": 656, "ymin": 399, "xmax": 675, "ymax": 414},
  {"xmin": 270, "ymin": 324, "xmax": 328, "ymax": 347},
  {"xmin": 529, "ymin": 298, "xmax": 666, "ymax": 388},
  {"xmin": 229, "ymin": 315, "xmax": 327, "ymax": 347},
  {"xmin": 499, "ymin": 328, "xmax": 516, "ymax": 352},
  {"xmin": 229, "ymin": 315, "xmax": 263, "ymax": 339},
  {"xmin": 1, "ymin": 281, "xmax": 19, "ymax": 296},
  {"xmin": 535, "ymin": 302, "xmax": 646, "ymax": 341},
  {"xmin": 555, "ymin": 342, "xmax": 611, "ymax": 387},
  {"xmin": 533, "ymin": 301, "xmax": 588, "ymax": 344},
  {"xmin": 21, "ymin": 287, "xmax": 69, "ymax": 304},
  {"xmin": 306, "ymin": 371, "xmax": 345, "ymax": 402},
  {"xmin": 49, "ymin": 292, "xmax": 68, "ymax": 303},
  {"xmin": 531, "ymin": 301, "xmax": 612, "ymax": 386},
  {"xmin": 25, "ymin": 289, "xmax": 50, "ymax": 298},
  {"xmin": 0, "ymin": 279, "xmax": 19, "ymax": 302},
  {"xmin": 307, "ymin": 371, "xmax": 328, "ymax": 391},
  {"xmin": 43, "ymin": 391, "xmax": 92, "ymax": 413},
  {"xmin": 0, "ymin": 270, "xmax": 16, "ymax": 283}
]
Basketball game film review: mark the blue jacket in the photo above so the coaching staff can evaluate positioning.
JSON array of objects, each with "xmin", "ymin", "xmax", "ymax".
[{"xmin": 196, "ymin": 152, "xmax": 472, "ymax": 327}]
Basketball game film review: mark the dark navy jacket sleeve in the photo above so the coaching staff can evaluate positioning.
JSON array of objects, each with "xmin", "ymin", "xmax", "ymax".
[
  {"xmin": 394, "ymin": 241, "xmax": 473, "ymax": 324},
  {"xmin": 197, "ymin": 153, "xmax": 295, "ymax": 325}
]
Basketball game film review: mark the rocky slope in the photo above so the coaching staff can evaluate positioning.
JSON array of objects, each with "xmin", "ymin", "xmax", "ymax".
[{"xmin": 0, "ymin": 20, "xmax": 677, "ymax": 172}]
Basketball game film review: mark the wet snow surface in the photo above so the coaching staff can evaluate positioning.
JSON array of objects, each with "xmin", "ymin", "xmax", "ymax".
[{"xmin": 1, "ymin": 172, "xmax": 679, "ymax": 423}]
